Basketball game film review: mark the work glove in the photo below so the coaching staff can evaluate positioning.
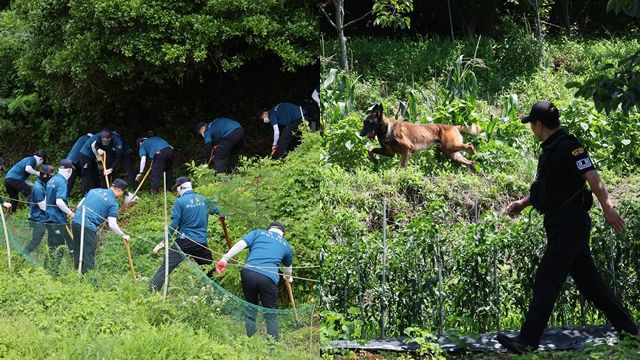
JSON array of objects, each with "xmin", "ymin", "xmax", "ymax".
[
  {"xmin": 103, "ymin": 168, "xmax": 113, "ymax": 176},
  {"xmin": 97, "ymin": 149, "xmax": 105, "ymax": 156},
  {"xmin": 215, "ymin": 260, "xmax": 227, "ymax": 274},
  {"xmin": 122, "ymin": 234, "xmax": 131, "ymax": 242},
  {"xmin": 270, "ymin": 146, "xmax": 278, "ymax": 156},
  {"xmin": 152, "ymin": 242, "xmax": 164, "ymax": 256},
  {"xmin": 2, "ymin": 202, "xmax": 11, "ymax": 210},
  {"xmin": 284, "ymin": 275, "xmax": 293, "ymax": 283},
  {"xmin": 135, "ymin": 173, "xmax": 143, "ymax": 182}
]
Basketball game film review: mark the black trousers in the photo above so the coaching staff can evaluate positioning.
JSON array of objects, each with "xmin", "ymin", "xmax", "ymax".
[
  {"xmin": 519, "ymin": 212, "xmax": 638, "ymax": 346},
  {"xmin": 70, "ymin": 222, "xmax": 99, "ymax": 274},
  {"xmin": 241, "ymin": 268, "xmax": 279, "ymax": 340},
  {"xmin": 273, "ymin": 120, "xmax": 302, "ymax": 159},
  {"xmin": 149, "ymin": 238, "xmax": 213, "ymax": 291},
  {"xmin": 66, "ymin": 163, "xmax": 81, "ymax": 196},
  {"xmin": 213, "ymin": 127, "xmax": 245, "ymax": 174},
  {"xmin": 150, "ymin": 148, "xmax": 174, "ymax": 193},
  {"xmin": 44, "ymin": 223, "xmax": 72, "ymax": 275},
  {"xmin": 100, "ymin": 152, "xmax": 136, "ymax": 190},
  {"xmin": 79, "ymin": 154, "xmax": 99, "ymax": 195},
  {"xmin": 4, "ymin": 178, "xmax": 31, "ymax": 213},
  {"xmin": 23, "ymin": 221, "xmax": 47, "ymax": 255}
]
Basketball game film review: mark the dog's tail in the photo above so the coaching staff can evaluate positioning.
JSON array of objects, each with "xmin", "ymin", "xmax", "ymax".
[{"xmin": 458, "ymin": 124, "xmax": 483, "ymax": 135}]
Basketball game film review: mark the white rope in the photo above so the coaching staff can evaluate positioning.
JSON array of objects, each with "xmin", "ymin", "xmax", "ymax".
[{"xmin": 5, "ymin": 196, "xmax": 321, "ymax": 282}]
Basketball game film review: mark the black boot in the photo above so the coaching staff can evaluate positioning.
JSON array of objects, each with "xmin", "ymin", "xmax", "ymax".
[{"xmin": 496, "ymin": 333, "xmax": 535, "ymax": 354}]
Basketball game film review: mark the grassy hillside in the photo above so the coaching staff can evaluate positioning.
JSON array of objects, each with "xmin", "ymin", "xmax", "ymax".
[
  {"xmin": 319, "ymin": 32, "xmax": 640, "ymax": 359},
  {"xmin": 0, "ymin": 136, "xmax": 326, "ymax": 359}
]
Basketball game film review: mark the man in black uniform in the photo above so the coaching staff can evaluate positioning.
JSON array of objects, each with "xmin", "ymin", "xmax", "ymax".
[{"xmin": 498, "ymin": 101, "xmax": 638, "ymax": 354}]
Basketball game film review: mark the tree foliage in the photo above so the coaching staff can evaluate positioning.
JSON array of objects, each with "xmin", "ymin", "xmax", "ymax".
[
  {"xmin": 568, "ymin": 0, "xmax": 640, "ymax": 113},
  {"xmin": 0, "ymin": 0, "xmax": 318, "ymax": 160}
]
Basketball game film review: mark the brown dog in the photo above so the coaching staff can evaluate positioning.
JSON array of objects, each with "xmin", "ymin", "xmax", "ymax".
[{"xmin": 360, "ymin": 104, "xmax": 482, "ymax": 171}]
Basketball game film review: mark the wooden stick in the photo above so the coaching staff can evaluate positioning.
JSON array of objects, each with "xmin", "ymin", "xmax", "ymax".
[
  {"xmin": 65, "ymin": 224, "xmax": 74, "ymax": 240},
  {"xmin": 285, "ymin": 281, "xmax": 300, "ymax": 322},
  {"xmin": 123, "ymin": 238, "xmax": 136, "ymax": 280},
  {"xmin": 207, "ymin": 146, "xmax": 217, "ymax": 167},
  {"xmin": 101, "ymin": 153, "xmax": 110, "ymax": 188},
  {"xmin": 133, "ymin": 160, "xmax": 153, "ymax": 196},
  {"xmin": 219, "ymin": 216, "xmax": 232, "ymax": 249}
]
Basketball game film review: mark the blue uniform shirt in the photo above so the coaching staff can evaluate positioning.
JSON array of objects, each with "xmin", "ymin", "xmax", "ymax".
[
  {"xmin": 45, "ymin": 173, "xmax": 69, "ymax": 224},
  {"xmin": 111, "ymin": 131, "xmax": 132, "ymax": 155},
  {"xmin": 203, "ymin": 118, "xmax": 242, "ymax": 145},
  {"xmin": 67, "ymin": 134, "xmax": 92, "ymax": 164},
  {"xmin": 268, "ymin": 102, "xmax": 303, "ymax": 127},
  {"xmin": 73, "ymin": 188, "xmax": 119, "ymax": 232},
  {"xmin": 243, "ymin": 229, "xmax": 293, "ymax": 284},
  {"xmin": 29, "ymin": 178, "xmax": 47, "ymax": 222},
  {"xmin": 79, "ymin": 132, "xmax": 104, "ymax": 157},
  {"xmin": 169, "ymin": 190, "xmax": 221, "ymax": 244},
  {"xmin": 5, "ymin": 156, "xmax": 37, "ymax": 181},
  {"xmin": 139, "ymin": 136, "xmax": 171, "ymax": 159}
]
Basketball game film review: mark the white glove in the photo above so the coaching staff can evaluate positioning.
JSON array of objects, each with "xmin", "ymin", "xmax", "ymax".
[
  {"xmin": 124, "ymin": 192, "xmax": 139, "ymax": 206},
  {"xmin": 103, "ymin": 168, "xmax": 113, "ymax": 176},
  {"xmin": 97, "ymin": 149, "xmax": 105, "ymax": 156},
  {"xmin": 122, "ymin": 234, "xmax": 131, "ymax": 242},
  {"xmin": 284, "ymin": 275, "xmax": 293, "ymax": 283},
  {"xmin": 2, "ymin": 202, "xmax": 11, "ymax": 209},
  {"xmin": 152, "ymin": 242, "xmax": 165, "ymax": 256}
]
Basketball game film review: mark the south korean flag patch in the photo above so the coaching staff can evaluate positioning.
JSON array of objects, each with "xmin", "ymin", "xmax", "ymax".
[{"xmin": 576, "ymin": 157, "xmax": 592, "ymax": 170}]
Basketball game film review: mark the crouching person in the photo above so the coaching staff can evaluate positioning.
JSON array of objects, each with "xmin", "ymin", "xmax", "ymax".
[
  {"xmin": 71, "ymin": 178, "xmax": 130, "ymax": 273},
  {"xmin": 149, "ymin": 176, "xmax": 223, "ymax": 292},
  {"xmin": 215, "ymin": 222, "xmax": 294, "ymax": 341}
]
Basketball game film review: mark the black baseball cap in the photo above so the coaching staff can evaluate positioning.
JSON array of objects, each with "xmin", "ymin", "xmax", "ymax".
[
  {"xmin": 521, "ymin": 101, "xmax": 560, "ymax": 125},
  {"xmin": 172, "ymin": 176, "xmax": 190, "ymax": 190},
  {"xmin": 59, "ymin": 159, "xmax": 75, "ymax": 169},
  {"xmin": 34, "ymin": 149, "xmax": 46, "ymax": 159},
  {"xmin": 269, "ymin": 221, "xmax": 285, "ymax": 233},
  {"xmin": 112, "ymin": 178, "xmax": 128, "ymax": 190}
]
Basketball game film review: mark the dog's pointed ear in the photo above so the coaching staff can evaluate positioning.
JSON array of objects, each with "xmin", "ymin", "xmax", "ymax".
[{"xmin": 375, "ymin": 103, "xmax": 383, "ymax": 116}]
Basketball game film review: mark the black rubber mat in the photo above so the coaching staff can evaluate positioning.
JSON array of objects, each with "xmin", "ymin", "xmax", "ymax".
[{"xmin": 326, "ymin": 325, "xmax": 619, "ymax": 353}]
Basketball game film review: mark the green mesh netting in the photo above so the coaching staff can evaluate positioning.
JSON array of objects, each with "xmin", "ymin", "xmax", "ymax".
[{"xmin": 0, "ymin": 212, "xmax": 319, "ymax": 353}]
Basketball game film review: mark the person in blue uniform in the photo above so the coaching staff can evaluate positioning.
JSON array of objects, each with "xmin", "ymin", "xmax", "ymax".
[
  {"xmin": 70, "ymin": 178, "xmax": 129, "ymax": 273},
  {"xmin": 102, "ymin": 131, "xmax": 136, "ymax": 190},
  {"xmin": 4, "ymin": 149, "xmax": 46, "ymax": 212},
  {"xmin": 497, "ymin": 101, "xmax": 639, "ymax": 354},
  {"xmin": 215, "ymin": 222, "xmax": 293, "ymax": 340},
  {"xmin": 78, "ymin": 129, "xmax": 113, "ymax": 195},
  {"xmin": 196, "ymin": 118, "xmax": 245, "ymax": 174},
  {"xmin": 149, "ymin": 176, "xmax": 223, "ymax": 291},
  {"xmin": 44, "ymin": 159, "xmax": 75, "ymax": 275},
  {"xmin": 22, "ymin": 165, "xmax": 55, "ymax": 255},
  {"xmin": 66, "ymin": 132, "xmax": 93, "ymax": 195},
  {"xmin": 258, "ymin": 102, "xmax": 304, "ymax": 159},
  {"xmin": 135, "ymin": 136, "xmax": 174, "ymax": 194}
]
